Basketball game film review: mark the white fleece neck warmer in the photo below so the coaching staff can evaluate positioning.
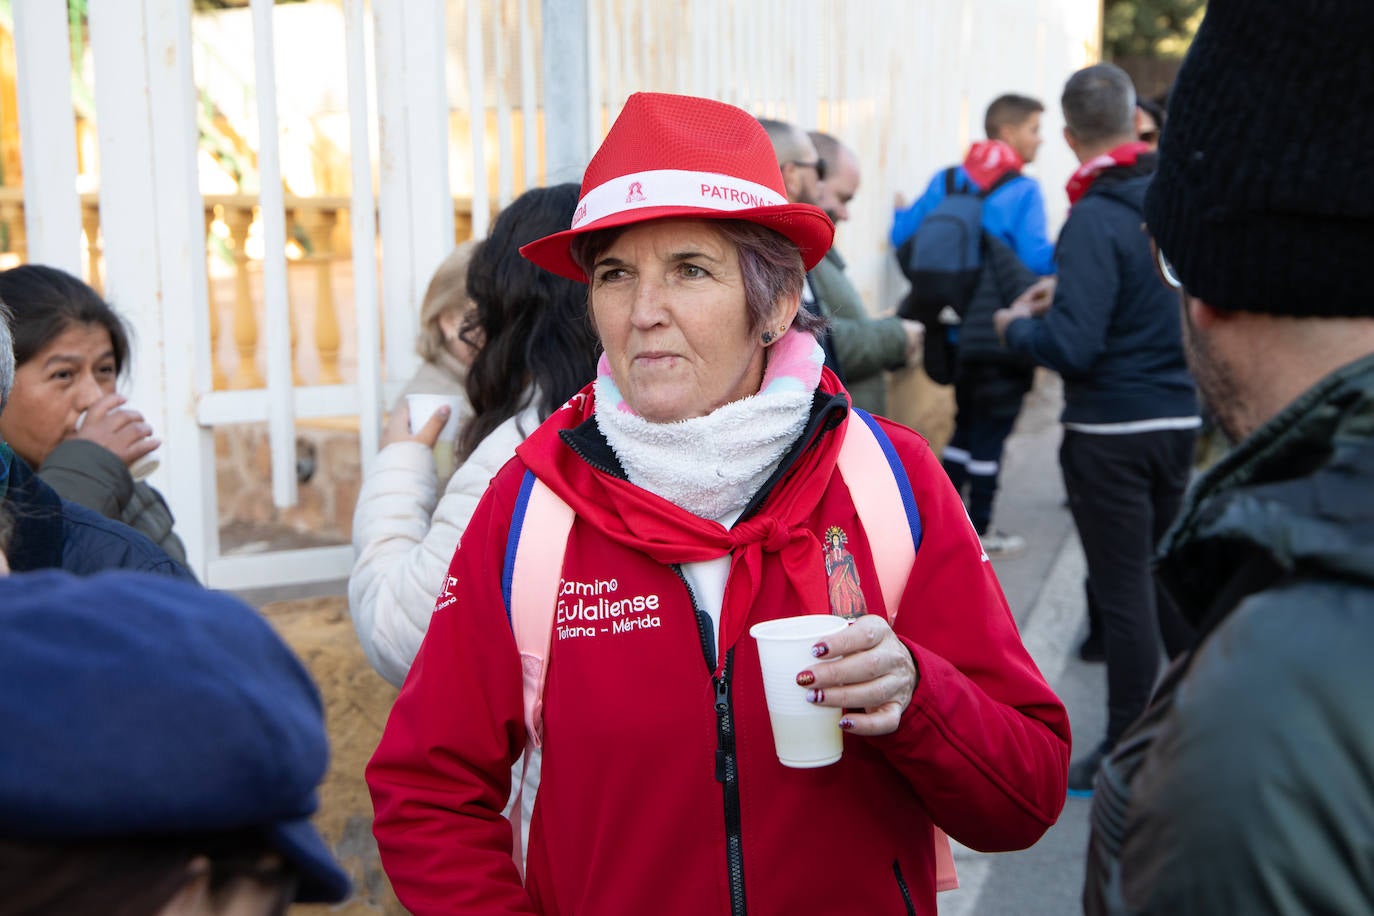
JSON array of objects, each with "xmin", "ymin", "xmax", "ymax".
[{"xmin": 593, "ymin": 329, "xmax": 824, "ymax": 520}]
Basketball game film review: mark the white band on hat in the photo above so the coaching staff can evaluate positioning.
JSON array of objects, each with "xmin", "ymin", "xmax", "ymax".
[{"xmin": 571, "ymin": 169, "xmax": 788, "ymax": 229}]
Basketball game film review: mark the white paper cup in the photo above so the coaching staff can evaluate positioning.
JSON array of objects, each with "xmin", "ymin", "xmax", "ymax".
[
  {"xmin": 405, "ymin": 393, "xmax": 463, "ymax": 440},
  {"xmin": 406, "ymin": 393, "xmax": 463, "ymax": 478},
  {"xmin": 749, "ymin": 614, "xmax": 850, "ymax": 768}
]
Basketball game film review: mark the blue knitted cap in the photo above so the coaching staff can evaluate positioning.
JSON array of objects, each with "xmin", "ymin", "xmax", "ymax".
[{"xmin": 0, "ymin": 570, "xmax": 350, "ymax": 903}]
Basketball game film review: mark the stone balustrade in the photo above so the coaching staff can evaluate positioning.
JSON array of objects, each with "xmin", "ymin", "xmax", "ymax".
[{"xmin": 0, "ymin": 187, "xmax": 477, "ymax": 392}]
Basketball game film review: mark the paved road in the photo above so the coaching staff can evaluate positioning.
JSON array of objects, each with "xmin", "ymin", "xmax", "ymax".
[{"xmin": 936, "ymin": 370, "xmax": 1104, "ymax": 916}]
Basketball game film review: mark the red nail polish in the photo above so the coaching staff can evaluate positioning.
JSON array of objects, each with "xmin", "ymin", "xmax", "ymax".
[
  {"xmin": 839, "ymin": 718, "xmax": 854, "ymax": 730},
  {"xmin": 812, "ymin": 642, "xmax": 829, "ymax": 658},
  {"xmin": 806, "ymin": 689, "xmax": 824, "ymax": 704},
  {"xmin": 796, "ymin": 671, "xmax": 815, "ymax": 687}
]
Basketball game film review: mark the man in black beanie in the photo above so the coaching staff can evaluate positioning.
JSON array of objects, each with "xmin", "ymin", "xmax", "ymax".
[{"xmin": 1081, "ymin": 1, "xmax": 1374, "ymax": 912}]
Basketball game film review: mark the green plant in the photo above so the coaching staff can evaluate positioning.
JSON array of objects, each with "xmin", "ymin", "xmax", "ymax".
[{"xmin": 1104, "ymin": 0, "xmax": 1206, "ymax": 59}]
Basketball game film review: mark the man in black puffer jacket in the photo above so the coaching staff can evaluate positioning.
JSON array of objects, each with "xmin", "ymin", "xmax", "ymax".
[
  {"xmin": 940, "ymin": 235, "xmax": 1041, "ymax": 557},
  {"xmin": 995, "ymin": 63, "xmax": 1200, "ymax": 794},
  {"xmin": 1080, "ymin": 2, "xmax": 1374, "ymax": 912}
]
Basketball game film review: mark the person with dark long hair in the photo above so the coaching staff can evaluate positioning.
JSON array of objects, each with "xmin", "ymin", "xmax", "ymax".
[
  {"xmin": 0, "ymin": 285, "xmax": 188, "ymax": 579},
  {"xmin": 0, "ymin": 264, "xmax": 187, "ymax": 565},
  {"xmin": 350, "ymin": 183, "xmax": 599, "ymax": 687}
]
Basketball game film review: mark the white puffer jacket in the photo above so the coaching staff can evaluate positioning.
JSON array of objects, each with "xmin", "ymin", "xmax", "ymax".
[{"xmin": 349, "ymin": 403, "xmax": 543, "ymax": 687}]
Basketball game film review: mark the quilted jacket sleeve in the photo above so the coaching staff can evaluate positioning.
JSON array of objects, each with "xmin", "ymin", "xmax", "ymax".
[
  {"xmin": 349, "ymin": 410, "xmax": 535, "ymax": 686},
  {"xmin": 39, "ymin": 438, "xmax": 134, "ymax": 521},
  {"xmin": 367, "ymin": 459, "xmax": 537, "ymax": 915}
]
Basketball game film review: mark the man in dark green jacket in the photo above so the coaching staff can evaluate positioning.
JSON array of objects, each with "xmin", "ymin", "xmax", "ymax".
[
  {"xmin": 1083, "ymin": 1, "xmax": 1374, "ymax": 912},
  {"xmin": 808, "ymin": 131, "xmax": 922, "ymax": 416}
]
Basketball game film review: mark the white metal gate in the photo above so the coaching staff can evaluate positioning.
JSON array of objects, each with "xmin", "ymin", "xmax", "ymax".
[{"xmin": 5, "ymin": 0, "xmax": 1100, "ymax": 589}]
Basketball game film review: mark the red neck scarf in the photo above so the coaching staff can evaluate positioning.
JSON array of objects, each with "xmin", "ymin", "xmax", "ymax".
[
  {"xmin": 1065, "ymin": 141, "xmax": 1152, "ymax": 206},
  {"xmin": 963, "ymin": 140, "xmax": 1023, "ymax": 191},
  {"xmin": 516, "ymin": 373, "xmax": 847, "ymax": 675}
]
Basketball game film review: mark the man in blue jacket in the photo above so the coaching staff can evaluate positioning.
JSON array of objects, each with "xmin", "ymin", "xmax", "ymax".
[{"xmin": 995, "ymin": 64, "xmax": 1199, "ymax": 794}]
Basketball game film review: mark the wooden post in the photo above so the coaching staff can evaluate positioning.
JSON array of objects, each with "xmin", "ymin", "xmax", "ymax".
[
  {"xmin": 87, "ymin": 0, "xmax": 217, "ymax": 576},
  {"xmin": 11, "ymin": 0, "xmax": 82, "ymax": 273},
  {"xmin": 542, "ymin": 0, "xmax": 592, "ymax": 184},
  {"xmin": 373, "ymin": 1, "xmax": 453, "ymax": 388},
  {"xmin": 250, "ymin": 0, "xmax": 300, "ymax": 508},
  {"xmin": 345, "ymin": 0, "xmax": 383, "ymax": 469}
]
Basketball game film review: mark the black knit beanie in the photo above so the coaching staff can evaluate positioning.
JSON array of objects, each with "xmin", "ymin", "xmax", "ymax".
[{"xmin": 1144, "ymin": 0, "xmax": 1374, "ymax": 316}]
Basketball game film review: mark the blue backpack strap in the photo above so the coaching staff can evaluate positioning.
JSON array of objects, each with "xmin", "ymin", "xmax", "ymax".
[
  {"xmin": 852, "ymin": 408, "xmax": 923, "ymax": 552},
  {"xmin": 501, "ymin": 470, "xmax": 540, "ymax": 622}
]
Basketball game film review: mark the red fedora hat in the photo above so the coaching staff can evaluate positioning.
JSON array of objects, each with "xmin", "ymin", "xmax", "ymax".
[{"xmin": 520, "ymin": 92, "xmax": 835, "ymax": 282}]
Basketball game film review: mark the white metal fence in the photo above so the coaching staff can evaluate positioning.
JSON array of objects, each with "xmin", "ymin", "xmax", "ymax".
[{"xmin": 6, "ymin": 0, "xmax": 1099, "ymax": 588}]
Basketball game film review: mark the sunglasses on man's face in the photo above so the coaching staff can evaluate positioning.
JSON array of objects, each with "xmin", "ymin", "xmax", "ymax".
[{"xmin": 788, "ymin": 158, "xmax": 828, "ymax": 182}]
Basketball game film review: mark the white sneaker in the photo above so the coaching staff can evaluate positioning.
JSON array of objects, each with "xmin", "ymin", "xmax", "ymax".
[{"xmin": 980, "ymin": 530, "xmax": 1026, "ymax": 558}]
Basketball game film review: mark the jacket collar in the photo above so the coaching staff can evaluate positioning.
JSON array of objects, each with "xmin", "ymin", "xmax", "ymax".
[
  {"xmin": 526, "ymin": 373, "xmax": 853, "ymax": 674},
  {"xmin": 5, "ymin": 455, "xmax": 66, "ymax": 573},
  {"xmin": 1158, "ymin": 352, "xmax": 1374, "ymax": 619},
  {"xmin": 558, "ymin": 384, "xmax": 850, "ymax": 524}
]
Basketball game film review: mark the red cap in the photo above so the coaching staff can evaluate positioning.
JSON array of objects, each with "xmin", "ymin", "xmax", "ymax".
[{"xmin": 520, "ymin": 92, "xmax": 835, "ymax": 281}]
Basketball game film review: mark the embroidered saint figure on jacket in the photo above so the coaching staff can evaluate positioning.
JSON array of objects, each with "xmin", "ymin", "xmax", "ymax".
[{"xmin": 823, "ymin": 525, "xmax": 868, "ymax": 620}]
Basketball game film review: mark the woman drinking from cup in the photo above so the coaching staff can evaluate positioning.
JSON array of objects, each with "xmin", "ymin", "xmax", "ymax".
[
  {"xmin": 0, "ymin": 264, "xmax": 186, "ymax": 565},
  {"xmin": 368, "ymin": 93, "xmax": 1069, "ymax": 916}
]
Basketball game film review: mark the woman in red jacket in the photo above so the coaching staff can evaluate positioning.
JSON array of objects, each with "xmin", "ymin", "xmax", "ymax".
[{"xmin": 368, "ymin": 92, "xmax": 1070, "ymax": 916}]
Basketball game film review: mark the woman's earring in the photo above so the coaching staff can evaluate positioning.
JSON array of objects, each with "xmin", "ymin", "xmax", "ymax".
[{"xmin": 761, "ymin": 330, "xmax": 776, "ymax": 345}]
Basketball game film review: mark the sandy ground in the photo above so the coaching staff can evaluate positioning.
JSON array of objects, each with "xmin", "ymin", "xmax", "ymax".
[{"xmin": 259, "ymin": 595, "xmax": 405, "ymax": 915}]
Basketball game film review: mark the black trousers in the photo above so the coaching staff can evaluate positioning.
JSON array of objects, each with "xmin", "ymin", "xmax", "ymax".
[
  {"xmin": 1060, "ymin": 426, "xmax": 1196, "ymax": 749},
  {"xmin": 942, "ymin": 363, "xmax": 1032, "ymax": 534}
]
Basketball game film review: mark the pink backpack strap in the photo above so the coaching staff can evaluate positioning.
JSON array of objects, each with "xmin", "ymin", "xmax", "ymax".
[
  {"xmin": 836, "ymin": 409, "xmax": 922, "ymax": 622},
  {"xmin": 837, "ymin": 409, "xmax": 958, "ymax": 893},
  {"xmin": 502, "ymin": 471, "xmax": 575, "ymax": 877},
  {"xmin": 505, "ymin": 471, "xmax": 576, "ymax": 747}
]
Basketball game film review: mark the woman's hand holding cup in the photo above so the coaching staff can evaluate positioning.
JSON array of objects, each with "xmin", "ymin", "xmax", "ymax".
[
  {"xmin": 73, "ymin": 393, "xmax": 159, "ymax": 469},
  {"xmin": 381, "ymin": 401, "xmax": 447, "ymax": 449},
  {"xmin": 795, "ymin": 614, "xmax": 919, "ymax": 736}
]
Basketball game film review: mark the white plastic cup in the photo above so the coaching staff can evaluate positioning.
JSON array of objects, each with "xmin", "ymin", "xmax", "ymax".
[
  {"xmin": 406, "ymin": 393, "xmax": 464, "ymax": 478},
  {"xmin": 74, "ymin": 407, "xmax": 159, "ymax": 480},
  {"xmin": 749, "ymin": 614, "xmax": 850, "ymax": 768}
]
